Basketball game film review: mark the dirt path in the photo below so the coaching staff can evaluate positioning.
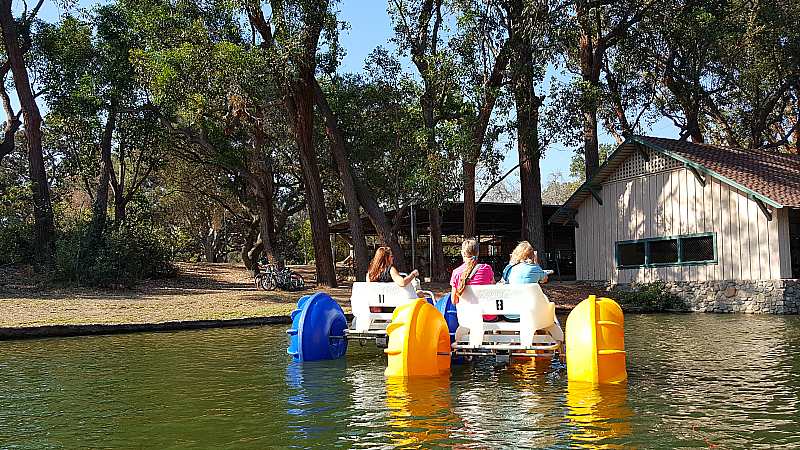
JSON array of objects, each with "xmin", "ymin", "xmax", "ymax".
[{"xmin": 0, "ymin": 262, "xmax": 607, "ymax": 328}]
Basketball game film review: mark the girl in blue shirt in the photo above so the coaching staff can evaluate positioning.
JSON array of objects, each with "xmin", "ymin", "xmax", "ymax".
[{"xmin": 501, "ymin": 241, "xmax": 548, "ymax": 285}]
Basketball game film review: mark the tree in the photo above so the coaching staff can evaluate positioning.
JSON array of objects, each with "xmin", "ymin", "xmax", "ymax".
[
  {"xmin": 390, "ymin": 0, "xmax": 466, "ymax": 281},
  {"xmin": 505, "ymin": 0, "xmax": 556, "ymax": 266},
  {"xmin": 451, "ymin": 0, "xmax": 513, "ymax": 239},
  {"xmin": 0, "ymin": 0, "xmax": 53, "ymax": 265},
  {"xmin": 126, "ymin": 0, "xmax": 300, "ymax": 271},
  {"xmin": 244, "ymin": 0, "xmax": 339, "ymax": 286},
  {"xmin": 322, "ymin": 56, "xmax": 438, "ymax": 274},
  {"xmin": 540, "ymin": 171, "xmax": 577, "ymax": 205},
  {"xmin": 572, "ymin": 0, "xmax": 654, "ymax": 177}
]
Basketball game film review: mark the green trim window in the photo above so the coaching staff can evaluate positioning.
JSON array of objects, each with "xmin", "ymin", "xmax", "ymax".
[{"xmin": 616, "ymin": 233, "xmax": 717, "ymax": 268}]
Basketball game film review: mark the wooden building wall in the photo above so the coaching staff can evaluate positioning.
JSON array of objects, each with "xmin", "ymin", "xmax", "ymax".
[{"xmin": 575, "ymin": 149, "xmax": 791, "ymax": 283}]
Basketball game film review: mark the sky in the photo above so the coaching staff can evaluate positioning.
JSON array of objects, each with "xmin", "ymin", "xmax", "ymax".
[{"xmin": 33, "ymin": 0, "xmax": 680, "ymax": 186}]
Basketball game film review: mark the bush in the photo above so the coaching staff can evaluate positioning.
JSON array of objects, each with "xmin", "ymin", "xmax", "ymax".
[
  {"xmin": 616, "ymin": 280, "xmax": 686, "ymax": 312},
  {"xmin": 0, "ymin": 218, "xmax": 34, "ymax": 265},
  {"xmin": 87, "ymin": 224, "xmax": 177, "ymax": 287},
  {"xmin": 0, "ymin": 182, "xmax": 34, "ymax": 265}
]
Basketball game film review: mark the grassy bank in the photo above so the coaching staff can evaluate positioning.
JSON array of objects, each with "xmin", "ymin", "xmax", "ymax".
[{"xmin": 1, "ymin": 262, "xmax": 597, "ymax": 329}]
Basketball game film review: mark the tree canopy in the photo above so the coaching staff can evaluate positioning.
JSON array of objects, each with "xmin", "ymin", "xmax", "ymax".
[{"xmin": 0, "ymin": 0, "xmax": 797, "ymax": 284}]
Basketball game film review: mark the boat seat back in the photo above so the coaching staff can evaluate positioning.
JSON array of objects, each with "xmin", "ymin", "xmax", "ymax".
[
  {"xmin": 454, "ymin": 283, "xmax": 562, "ymax": 348},
  {"xmin": 350, "ymin": 282, "xmax": 417, "ymax": 332}
]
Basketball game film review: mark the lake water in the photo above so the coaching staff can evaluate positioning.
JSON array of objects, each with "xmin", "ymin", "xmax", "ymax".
[{"xmin": 1, "ymin": 313, "xmax": 799, "ymax": 449}]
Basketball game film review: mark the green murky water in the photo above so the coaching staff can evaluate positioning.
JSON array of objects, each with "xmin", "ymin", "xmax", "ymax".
[{"xmin": 2, "ymin": 313, "xmax": 798, "ymax": 449}]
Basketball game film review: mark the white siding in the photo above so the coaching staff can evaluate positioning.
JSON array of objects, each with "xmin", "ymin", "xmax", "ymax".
[
  {"xmin": 777, "ymin": 208, "xmax": 792, "ymax": 277},
  {"xmin": 575, "ymin": 152, "xmax": 790, "ymax": 283}
]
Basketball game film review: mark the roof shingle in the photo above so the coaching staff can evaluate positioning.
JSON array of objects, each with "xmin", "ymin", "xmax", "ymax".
[{"xmin": 637, "ymin": 136, "xmax": 800, "ymax": 207}]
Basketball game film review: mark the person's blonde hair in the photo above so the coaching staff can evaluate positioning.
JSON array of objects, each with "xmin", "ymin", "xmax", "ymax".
[
  {"xmin": 367, "ymin": 247, "xmax": 391, "ymax": 281},
  {"xmin": 456, "ymin": 238, "xmax": 480, "ymax": 295},
  {"xmin": 509, "ymin": 241, "xmax": 534, "ymax": 265}
]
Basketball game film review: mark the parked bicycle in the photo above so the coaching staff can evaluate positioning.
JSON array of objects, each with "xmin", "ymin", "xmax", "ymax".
[
  {"xmin": 254, "ymin": 264, "xmax": 304, "ymax": 292},
  {"xmin": 253, "ymin": 263, "xmax": 277, "ymax": 291}
]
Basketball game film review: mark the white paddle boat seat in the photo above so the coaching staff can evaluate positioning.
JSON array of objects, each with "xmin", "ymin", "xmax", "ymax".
[
  {"xmin": 453, "ymin": 283, "xmax": 564, "ymax": 353},
  {"xmin": 348, "ymin": 282, "xmax": 418, "ymax": 334}
]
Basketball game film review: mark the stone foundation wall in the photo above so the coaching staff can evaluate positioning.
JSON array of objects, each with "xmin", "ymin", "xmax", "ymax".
[{"xmin": 596, "ymin": 279, "xmax": 800, "ymax": 314}]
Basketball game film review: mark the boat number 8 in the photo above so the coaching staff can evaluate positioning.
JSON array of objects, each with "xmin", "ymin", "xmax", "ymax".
[{"xmin": 495, "ymin": 299, "xmax": 504, "ymax": 310}]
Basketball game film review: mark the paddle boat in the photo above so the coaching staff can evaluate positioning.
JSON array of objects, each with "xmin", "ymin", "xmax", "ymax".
[{"xmin": 286, "ymin": 280, "xmax": 626, "ymax": 383}]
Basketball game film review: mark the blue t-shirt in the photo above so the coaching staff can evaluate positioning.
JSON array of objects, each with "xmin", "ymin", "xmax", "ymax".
[{"xmin": 502, "ymin": 262, "xmax": 546, "ymax": 284}]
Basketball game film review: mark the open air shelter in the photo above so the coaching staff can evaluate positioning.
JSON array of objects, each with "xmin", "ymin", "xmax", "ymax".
[{"xmin": 328, "ymin": 202, "xmax": 577, "ymax": 281}]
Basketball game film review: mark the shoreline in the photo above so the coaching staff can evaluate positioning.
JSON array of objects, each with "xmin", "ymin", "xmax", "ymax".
[
  {"xmin": 0, "ymin": 306, "xmax": 584, "ymax": 341},
  {"xmin": 1, "ymin": 262, "xmax": 605, "ymax": 340},
  {"xmin": 0, "ymin": 315, "xmax": 293, "ymax": 341}
]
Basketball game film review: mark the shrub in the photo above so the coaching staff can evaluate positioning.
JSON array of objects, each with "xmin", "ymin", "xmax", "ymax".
[
  {"xmin": 87, "ymin": 224, "xmax": 177, "ymax": 287},
  {"xmin": 0, "ymin": 182, "xmax": 34, "ymax": 265},
  {"xmin": 616, "ymin": 280, "xmax": 686, "ymax": 312}
]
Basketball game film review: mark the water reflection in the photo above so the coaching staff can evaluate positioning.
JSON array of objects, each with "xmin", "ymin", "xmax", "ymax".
[
  {"xmin": 2, "ymin": 316, "xmax": 799, "ymax": 449},
  {"xmin": 385, "ymin": 376, "xmax": 459, "ymax": 447},
  {"xmin": 284, "ymin": 358, "xmax": 351, "ymax": 441},
  {"xmin": 565, "ymin": 381, "xmax": 633, "ymax": 449}
]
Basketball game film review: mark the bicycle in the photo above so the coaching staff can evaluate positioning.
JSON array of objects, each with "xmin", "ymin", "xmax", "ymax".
[
  {"xmin": 253, "ymin": 263, "xmax": 277, "ymax": 291},
  {"xmin": 259, "ymin": 266, "xmax": 305, "ymax": 291}
]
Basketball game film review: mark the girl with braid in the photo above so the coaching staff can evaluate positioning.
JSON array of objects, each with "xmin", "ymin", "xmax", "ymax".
[{"xmin": 449, "ymin": 238, "xmax": 495, "ymax": 305}]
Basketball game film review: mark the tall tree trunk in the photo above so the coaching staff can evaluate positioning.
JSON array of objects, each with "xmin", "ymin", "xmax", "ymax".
[
  {"xmin": 351, "ymin": 168, "xmax": 406, "ymax": 272},
  {"xmin": 463, "ymin": 41, "xmax": 511, "ymax": 237},
  {"xmin": 518, "ymin": 102, "xmax": 546, "ymax": 269},
  {"xmin": 582, "ymin": 107, "xmax": 600, "ymax": 177},
  {"xmin": 463, "ymin": 161, "xmax": 476, "ymax": 238},
  {"xmin": 0, "ymin": 65, "xmax": 21, "ymax": 164},
  {"xmin": 256, "ymin": 189, "xmax": 279, "ymax": 267},
  {"xmin": 94, "ymin": 109, "xmax": 115, "ymax": 227},
  {"xmin": 313, "ymin": 79, "xmax": 369, "ymax": 281},
  {"xmin": 113, "ymin": 135, "xmax": 127, "ymax": 226},
  {"xmin": 508, "ymin": 4, "xmax": 546, "ymax": 267},
  {"xmin": 250, "ymin": 130, "xmax": 280, "ymax": 267},
  {"xmin": 241, "ymin": 214, "xmax": 261, "ymax": 271},
  {"xmin": 429, "ymin": 207, "xmax": 447, "ymax": 282},
  {"xmin": 286, "ymin": 67, "xmax": 336, "ymax": 287},
  {"xmin": 577, "ymin": 4, "xmax": 601, "ymax": 179},
  {"xmin": 85, "ymin": 109, "xmax": 115, "ymax": 255},
  {"xmin": 0, "ymin": 0, "xmax": 53, "ymax": 265},
  {"xmin": 576, "ymin": 0, "xmax": 649, "ymax": 178}
]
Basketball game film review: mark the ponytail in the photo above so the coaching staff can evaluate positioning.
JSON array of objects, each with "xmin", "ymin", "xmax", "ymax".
[
  {"xmin": 456, "ymin": 237, "xmax": 480, "ymax": 296},
  {"xmin": 456, "ymin": 257, "xmax": 477, "ymax": 296}
]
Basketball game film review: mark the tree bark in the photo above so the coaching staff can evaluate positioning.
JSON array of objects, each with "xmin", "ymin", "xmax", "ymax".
[
  {"xmin": 351, "ymin": 167, "xmax": 406, "ymax": 272},
  {"xmin": 582, "ymin": 107, "xmax": 600, "ymax": 176},
  {"xmin": 463, "ymin": 40, "xmax": 511, "ymax": 238},
  {"xmin": 0, "ymin": 63, "xmax": 20, "ymax": 164},
  {"xmin": 0, "ymin": 0, "xmax": 53, "ymax": 265},
  {"xmin": 241, "ymin": 214, "xmax": 261, "ymax": 271},
  {"xmin": 313, "ymin": 79, "xmax": 369, "ymax": 281},
  {"xmin": 519, "ymin": 109, "xmax": 546, "ymax": 269},
  {"xmin": 462, "ymin": 161, "xmax": 476, "ymax": 238},
  {"xmin": 429, "ymin": 207, "xmax": 448, "ymax": 282},
  {"xmin": 285, "ymin": 66, "xmax": 337, "ymax": 287}
]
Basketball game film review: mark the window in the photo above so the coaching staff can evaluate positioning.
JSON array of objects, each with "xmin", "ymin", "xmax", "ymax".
[
  {"xmin": 615, "ymin": 233, "xmax": 716, "ymax": 268},
  {"xmin": 618, "ymin": 242, "xmax": 645, "ymax": 266},
  {"xmin": 649, "ymin": 239, "xmax": 678, "ymax": 264}
]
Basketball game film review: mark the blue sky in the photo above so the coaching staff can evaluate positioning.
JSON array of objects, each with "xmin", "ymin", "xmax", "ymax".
[{"xmin": 35, "ymin": 0, "xmax": 680, "ymax": 185}]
